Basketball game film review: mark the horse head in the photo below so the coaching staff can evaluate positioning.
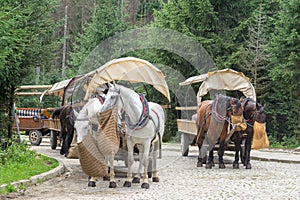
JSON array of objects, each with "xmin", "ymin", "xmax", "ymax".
[
  {"xmin": 229, "ymin": 97, "xmax": 243, "ymax": 117},
  {"xmin": 100, "ymin": 84, "xmax": 120, "ymax": 112},
  {"xmin": 241, "ymin": 98, "xmax": 267, "ymax": 124},
  {"xmin": 255, "ymin": 103, "xmax": 267, "ymax": 123}
]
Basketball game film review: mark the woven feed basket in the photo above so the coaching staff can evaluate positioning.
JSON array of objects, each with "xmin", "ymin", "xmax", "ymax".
[
  {"xmin": 96, "ymin": 105, "xmax": 120, "ymax": 156},
  {"xmin": 231, "ymin": 115, "xmax": 247, "ymax": 131},
  {"xmin": 252, "ymin": 122, "xmax": 269, "ymax": 149},
  {"xmin": 67, "ymin": 133, "xmax": 79, "ymax": 159},
  {"xmin": 77, "ymin": 133, "xmax": 108, "ymax": 177}
]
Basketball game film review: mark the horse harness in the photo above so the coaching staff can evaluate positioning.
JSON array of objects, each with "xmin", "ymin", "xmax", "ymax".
[
  {"xmin": 123, "ymin": 94, "xmax": 160, "ymax": 133},
  {"xmin": 241, "ymin": 98, "xmax": 257, "ymax": 127}
]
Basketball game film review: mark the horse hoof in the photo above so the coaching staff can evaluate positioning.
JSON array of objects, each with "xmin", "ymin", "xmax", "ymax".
[
  {"xmin": 123, "ymin": 181, "xmax": 131, "ymax": 187},
  {"xmin": 219, "ymin": 163, "xmax": 226, "ymax": 169},
  {"xmin": 132, "ymin": 177, "xmax": 140, "ymax": 183},
  {"xmin": 152, "ymin": 177, "xmax": 159, "ymax": 182},
  {"xmin": 246, "ymin": 163, "xmax": 252, "ymax": 169},
  {"xmin": 197, "ymin": 162, "xmax": 203, "ymax": 167},
  {"xmin": 205, "ymin": 164, "xmax": 212, "ymax": 169},
  {"xmin": 109, "ymin": 181, "xmax": 117, "ymax": 188},
  {"xmin": 103, "ymin": 176, "xmax": 110, "ymax": 181},
  {"xmin": 233, "ymin": 163, "xmax": 239, "ymax": 169},
  {"xmin": 141, "ymin": 183, "xmax": 150, "ymax": 189},
  {"xmin": 88, "ymin": 181, "xmax": 96, "ymax": 187}
]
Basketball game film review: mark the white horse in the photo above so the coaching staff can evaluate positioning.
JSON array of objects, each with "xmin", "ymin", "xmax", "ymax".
[
  {"xmin": 75, "ymin": 96, "xmax": 119, "ymax": 188},
  {"xmin": 100, "ymin": 84, "xmax": 165, "ymax": 189}
]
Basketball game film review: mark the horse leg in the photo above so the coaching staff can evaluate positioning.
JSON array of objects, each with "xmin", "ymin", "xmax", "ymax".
[
  {"xmin": 64, "ymin": 127, "xmax": 74, "ymax": 157},
  {"xmin": 233, "ymin": 132, "xmax": 242, "ymax": 169},
  {"xmin": 60, "ymin": 128, "xmax": 67, "ymax": 155},
  {"xmin": 107, "ymin": 154, "xmax": 117, "ymax": 188},
  {"xmin": 244, "ymin": 133, "xmax": 252, "ymax": 169},
  {"xmin": 123, "ymin": 139, "xmax": 134, "ymax": 188},
  {"xmin": 88, "ymin": 177, "xmax": 97, "ymax": 187},
  {"xmin": 151, "ymin": 141, "xmax": 160, "ymax": 182},
  {"xmin": 197, "ymin": 128, "xmax": 206, "ymax": 167},
  {"xmin": 140, "ymin": 141, "xmax": 151, "ymax": 189},
  {"xmin": 218, "ymin": 139, "xmax": 226, "ymax": 169},
  {"xmin": 132, "ymin": 145, "xmax": 143, "ymax": 184},
  {"xmin": 205, "ymin": 149, "xmax": 214, "ymax": 169}
]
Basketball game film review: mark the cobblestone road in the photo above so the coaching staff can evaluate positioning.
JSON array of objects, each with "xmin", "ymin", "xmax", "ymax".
[{"xmin": 3, "ymin": 138, "xmax": 300, "ymax": 200}]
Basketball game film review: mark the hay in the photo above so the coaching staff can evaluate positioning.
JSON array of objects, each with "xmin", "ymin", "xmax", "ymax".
[
  {"xmin": 96, "ymin": 105, "xmax": 120, "ymax": 156},
  {"xmin": 77, "ymin": 133, "xmax": 108, "ymax": 177},
  {"xmin": 252, "ymin": 122, "xmax": 269, "ymax": 149}
]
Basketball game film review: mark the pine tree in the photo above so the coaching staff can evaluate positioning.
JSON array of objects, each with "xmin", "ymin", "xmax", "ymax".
[
  {"xmin": 69, "ymin": 0, "xmax": 128, "ymax": 75},
  {"xmin": 268, "ymin": 0, "xmax": 300, "ymax": 143},
  {"xmin": 236, "ymin": 2, "xmax": 272, "ymax": 102}
]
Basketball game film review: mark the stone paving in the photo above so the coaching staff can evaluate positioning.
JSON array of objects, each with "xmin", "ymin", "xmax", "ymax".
[{"xmin": 2, "ymin": 137, "xmax": 300, "ymax": 200}]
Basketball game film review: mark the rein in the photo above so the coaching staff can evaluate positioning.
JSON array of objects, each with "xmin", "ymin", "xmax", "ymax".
[{"xmin": 242, "ymin": 98, "xmax": 258, "ymax": 127}]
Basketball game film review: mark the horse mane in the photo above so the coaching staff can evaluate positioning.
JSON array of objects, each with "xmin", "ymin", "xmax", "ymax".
[
  {"xmin": 52, "ymin": 107, "xmax": 63, "ymax": 119},
  {"xmin": 211, "ymin": 94, "xmax": 230, "ymax": 123}
]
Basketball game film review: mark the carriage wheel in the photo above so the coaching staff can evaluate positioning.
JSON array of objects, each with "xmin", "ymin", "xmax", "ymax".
[
  {"xmin": 29, "ymin": 130, "xmax": 42, "ymax": 146},
  {"xmin": 50, "ymin": 130, "xmax": 58, "ymax": 150},
  {"xmin": 181, "ymin": 133, "xmax": 190, "ymax": 156}
]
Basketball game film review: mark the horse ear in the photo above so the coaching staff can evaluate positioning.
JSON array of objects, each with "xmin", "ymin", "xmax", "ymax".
[
  {"xmin": 256, "ymin": 102, "xmax": 263, "ymax": 110},
  {"xmin": 73, "ymin": 109, "xmax": 79, "ymax": 118},
  {"xmin": 263, "ymin": 102, "xmax": 268, "ymax": 109},
  {"xmin": 239, "ymin": 96, "xmax": 244, "ymax": 102}
]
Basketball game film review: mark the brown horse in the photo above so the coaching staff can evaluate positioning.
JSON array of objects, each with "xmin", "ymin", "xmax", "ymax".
[
  {"xmin": 195, "ymin": 94, "xmax": 242, "ymax": 169},
  {"xmin": 235, "ymin": 97, "xmax": 267, "ymax": 169},
  {"xmin": 52, "ymin": 105, "xmax": 76, "ymax": 156}
]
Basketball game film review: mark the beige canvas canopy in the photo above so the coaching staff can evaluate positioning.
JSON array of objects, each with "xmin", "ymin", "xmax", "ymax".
[
  {"xmin": 179, "ymin": 68, "xmax": 256, "ymax": 104},
  {"xmin": 39, "ymin": 76, "xmax": 82, "ymax": 103},
  {"xmin": 80, "ymin": 57, "xmax": 171, "ymax": 102}
]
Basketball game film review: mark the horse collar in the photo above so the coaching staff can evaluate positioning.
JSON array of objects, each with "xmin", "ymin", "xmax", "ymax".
[
  {"xmin": 125, "ymin": 94, "xmax": 150, "ymax": 130},
  {"xmin": 97, "ymin": 96, "xmax": 105, "ymax": 104}
]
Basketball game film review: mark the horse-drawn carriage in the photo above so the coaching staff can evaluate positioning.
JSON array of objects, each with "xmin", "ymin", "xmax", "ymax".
[
  {"xmin": 176, "ymin": 69, "xmax": 257, "ymax": 156},
  {"xmin": 47, "ymin": 57, "xmax": 170, "ymax": 188},
  {"xmin": 13, "ymin": 85, "xmax": 61, "ymax": 145}
]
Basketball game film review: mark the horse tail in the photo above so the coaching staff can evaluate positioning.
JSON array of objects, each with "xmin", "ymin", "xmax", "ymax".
[{"xmin": 195, "ymin": 101, "xmax": 212, "ymax": 145}]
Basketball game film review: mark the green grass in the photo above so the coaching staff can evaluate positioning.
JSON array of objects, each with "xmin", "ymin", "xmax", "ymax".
[{"xmin": 0, "ymin": 142, "xmax": 58, "ymax": 192}]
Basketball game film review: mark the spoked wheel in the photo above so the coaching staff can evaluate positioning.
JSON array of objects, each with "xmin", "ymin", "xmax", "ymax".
[
  {"xmin": 50, "ymin": 130, "xmax": 58, "ymax": 150},
  {"xmin": 29, "ymin": 130, "xmax": 42, "ymax": 146}
]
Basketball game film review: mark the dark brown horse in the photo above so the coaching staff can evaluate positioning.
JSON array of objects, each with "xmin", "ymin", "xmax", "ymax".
[
  {"xmin": 52, "ymin": 105, "xmax": 76, "ymax": 156},
  {"xmin": 234, "ymin": 97, "xmax": 267, "ymax": 169},
  {"xmin": 195, "ymin": 94, "xmax": 242, "ymax": 169}
]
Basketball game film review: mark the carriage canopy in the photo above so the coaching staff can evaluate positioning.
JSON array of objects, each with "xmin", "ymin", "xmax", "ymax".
[
  {"xmin": 179, "ymin": 68, "xmax": 256, "ymax": 104},
  {"xmin": 39, "ymin": 75, "xmax": 83, "ymax": 105},
  {"xmin": 81, "ymin": 57, "xmax": 170, "ymax": 102},
  {"xmin": 42, "ymin": 57, "xmax": 170, "ymax": 106}
]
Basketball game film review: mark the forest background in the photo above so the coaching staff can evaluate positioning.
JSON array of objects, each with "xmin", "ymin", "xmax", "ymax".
[{"xmin": 0, "ymin": 0, "xmax": 299, "ymax": 148}]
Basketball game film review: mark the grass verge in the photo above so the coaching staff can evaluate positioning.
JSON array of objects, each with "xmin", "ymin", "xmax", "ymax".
[{"xmin": 0, "ymin": 142, "xmax": 58, "ymax": 194}]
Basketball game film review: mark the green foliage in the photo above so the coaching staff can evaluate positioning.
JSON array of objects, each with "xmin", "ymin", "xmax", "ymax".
[
  {"xmin": 267, "ymin": 0, "xmax": 300, "ymax": 143},
  {"xmin": 269, "ymin": 135, "xmax": 300, "ymax": 149},
  {"xmin": 0, "ymin": 0, "xmax": 59, "ymax": 143},
  {"xmin": 0, "ymin": 141, "xmax": 58, "ymax": 186},
  {"xmin": 69, "ymin": 0, "xmax": 129, "ymax": 75}
]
